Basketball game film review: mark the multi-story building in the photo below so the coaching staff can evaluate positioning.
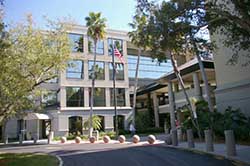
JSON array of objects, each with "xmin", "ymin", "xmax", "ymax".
[
  {"xmin": 135, "ymin": 54, "xmax": 216, "ymax": 128},
  {"xmin": 4, "ymin": 25, "xmax": 133, "ymax": 139}
]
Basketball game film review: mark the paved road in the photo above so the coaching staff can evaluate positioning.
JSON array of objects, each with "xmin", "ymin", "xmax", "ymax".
[
  {"xmin": 61, "ymin": 145, "xmax": 235, "ymax": 166},
  {"xmin": 0, "ymin": 143, "xmax": 238, "ymax": 166}
]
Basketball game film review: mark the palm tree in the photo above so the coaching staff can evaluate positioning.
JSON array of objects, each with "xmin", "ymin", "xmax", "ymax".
[
  {"xmin": 85, "ymin": 12, "xmax": 106, "ymax": 137},
  {"xmin": 128, "ymin": 14, "xmax": 149, "ymax": 127}
]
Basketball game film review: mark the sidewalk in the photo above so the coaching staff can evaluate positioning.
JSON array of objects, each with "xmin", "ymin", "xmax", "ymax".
[
  {"xmin": 0, "ymin": 139, "xmax": 49, "ymax": 147},
  {"xmin": 150, "ymin": 134, "xmax": 250, "ymax": 165}
]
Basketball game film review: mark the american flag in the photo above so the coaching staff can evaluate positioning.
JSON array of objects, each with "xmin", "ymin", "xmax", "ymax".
[{"xmin": 114, "ymin": 48, "xmax": 125, "ymax": 64}]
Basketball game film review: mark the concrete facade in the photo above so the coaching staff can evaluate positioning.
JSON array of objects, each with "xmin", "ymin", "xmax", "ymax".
[
  {"xmin": 5, "ymin": 25, "xmax": 132, "ymax": 139},
  {"xmin": 212, "ymin": 29, "xmax": 250, "ymax": 116}
]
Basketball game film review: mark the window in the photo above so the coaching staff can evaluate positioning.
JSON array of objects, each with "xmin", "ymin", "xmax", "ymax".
[
  {"xmin": 46, "ymin": 77, "xmax": 58, "ymax": 83},
  {"xmin": 127, "ymin": 55, "xmax": 171, "ymax": 79},
  {"xmin": 46, "ymin": 70, "xmax": 58, "ymax": 83},
  {"xmin": 88, "ymin": 38, "xmax": 104, "ymax": 55},
  {"xmin": 88, "ymin": 61, "xmax": 105, "ymax": 80},
  {"xmin": 66, "ymin": 87, "xmax": 84, "ymax": 107},
  {"xmin": 110, "ymin": 88, "xmax": 125, "ymax": 106},
  {"xmin": 68, "ymin": 33, "xmax": 83, "ymax": 52},
  {"xmin": 41, "ymin": 91, "xmax": 58, "ymax": 107},
  {"xmin": 67, "ymin": 60, "xmax": 84, "ymax": 79},
  {"xmin": 109, "ymin": 63, "xmax": 124, "ymax": 80},
  {"xmin": 89, "ymin": 88, "xmax": 105, "ymax": 107},
  {"xmin": 108, "ymin": 38, "xmax": 123, "ymax": 56}
]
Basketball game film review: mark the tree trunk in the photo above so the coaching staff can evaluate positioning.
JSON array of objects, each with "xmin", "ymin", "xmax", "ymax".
[
  {"xmin": 89, "ymin": 42, "xmax": 97, "ymax": 137},
  {"xmin": 132, "ymin": 48, "xmax": 141, "ymax": 127},
  {"xmin": 169, "ymin": 52, "xmax": 202, "ymax": 141},
  {"xmin": 194, "ymin": 44, "xmax": 214, "ymax": 112}
]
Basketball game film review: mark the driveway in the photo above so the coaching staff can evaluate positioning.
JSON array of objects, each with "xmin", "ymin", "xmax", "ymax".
[{"xmin": 0, "ymin": 142, "xmax": 237, "ymax": 166}]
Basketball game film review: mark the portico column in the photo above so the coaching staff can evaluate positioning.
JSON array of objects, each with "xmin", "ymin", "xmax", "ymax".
[
  {"xmin": 60, "ymin": 87, "xmax": 66, "ymax": 108},
  {"xmin": 152, "ymin": 92, "xmax": 160, "ymax": 128},
  {"xmin": 192, "ymin": 72, "xmax": 202, "ymax": 100},
  {"xmin": 168, "ymin": 81, "xmax": 176, "ymax": 130}
]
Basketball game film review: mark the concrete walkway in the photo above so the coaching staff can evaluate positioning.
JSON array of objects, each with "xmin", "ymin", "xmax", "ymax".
[{"xmin": 150, "ymin": 134, "xmax": 250, "ymax": 165}]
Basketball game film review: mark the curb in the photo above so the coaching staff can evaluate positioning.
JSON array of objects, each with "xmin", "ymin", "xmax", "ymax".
[
  {"xmin": 52, "ymin": 154, "xmax": 63, "ymax": 166},
  {"xmin": 161, "ymin": 144, "xmax": 250, "ymax": 166}
]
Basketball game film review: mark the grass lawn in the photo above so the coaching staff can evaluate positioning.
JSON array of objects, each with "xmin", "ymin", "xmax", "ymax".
[{"xmin": 0, "ymin": 153, "xmax": 59, "ymax": 166}]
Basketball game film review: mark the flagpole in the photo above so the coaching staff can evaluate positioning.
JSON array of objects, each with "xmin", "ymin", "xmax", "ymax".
[{"xmin": 112, "ymin": 45, "xmax": 118, "ymax": 139}]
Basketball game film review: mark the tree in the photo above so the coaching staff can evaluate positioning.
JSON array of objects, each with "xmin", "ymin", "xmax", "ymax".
[
  {"xmin": 0, "ymin": 15, "xmax": 71, "ymax": 141},
  {"xmin": 128, "ymin": 13, "xmax": 150, "ymax": 127},
  {"xmin": 85, "ymin": 12, "xmax": 106, "ymax": 137},
  {"xmin": 136, "ymin": 0, "xmax": 205, "ymax": 139},
  {"xmin": 206, "ymin": 0, "xmax": 250, "ymax": 66}
]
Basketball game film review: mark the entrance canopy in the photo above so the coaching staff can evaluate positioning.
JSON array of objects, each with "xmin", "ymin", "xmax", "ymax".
[{"xmin": 23, "ymin": 113, "xmax": 50, "ymax": 120}]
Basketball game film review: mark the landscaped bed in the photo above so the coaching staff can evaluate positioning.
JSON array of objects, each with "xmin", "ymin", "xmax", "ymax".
[{"xmin": 0, "ymin": 153, "xmax": 59, "ymax": 166}]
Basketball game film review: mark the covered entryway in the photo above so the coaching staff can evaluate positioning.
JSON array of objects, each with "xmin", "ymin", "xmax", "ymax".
[{"xmin": 23, "ymin": 113, "xmax": 50, "ymax": 140}]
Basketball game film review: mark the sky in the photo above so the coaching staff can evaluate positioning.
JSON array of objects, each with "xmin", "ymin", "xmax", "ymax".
[{"xmin": 3, "ymin": 0, "xmax": 137, "ymax": 31}]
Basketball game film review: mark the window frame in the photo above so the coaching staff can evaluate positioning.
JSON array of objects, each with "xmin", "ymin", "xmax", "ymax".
[
  {"xmin": 108, "ymin": 38, "xmax": 123, "ymax": 56},
  {"xmin": 88, "ymin": 37, "xmax": 104, "ymax": 55},
  {"xmin": 41, "ymin": 90, "xmax": 58, "ymax": 107},
  {"xmin": 68, "ymin": 33, "xmax": 84, "ymax": 53},
  {"xmin": 110, "ymin": 88, "xmax": 126, "ymax": 107},
  {"xmin": 66, "ymin": 87, "xmax": 84, "ymax": 107},
  {"xmin": 109, "ymin": 62, "xmax": 124, "ymax": 80},
  {"xmin": 89, "ymin": 88, "xmax": 106, "ymax": 107},
  {"xmin": 88, "ymin": 60, "xmax": 105, "ymax": 80},
  {"xmin": 66, "ymin": 60, "xmax": 84, "ymax": 79}
]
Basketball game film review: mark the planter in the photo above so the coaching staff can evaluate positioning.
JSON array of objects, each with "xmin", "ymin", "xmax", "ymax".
[
  {"xmin": 118, "ymin": 135, "xmax": 126, "ymax": 143},
  {"xmin": 61, "ymin": 137, "xmax": 67, "ymax": 143},
  {"xmin": 103, "ymin": 135, "xmax": 110, "ymax": 143},
  {"xmin": 89, "ymin": 136, "xmax": 96, "ymax": 143},
  {"xmin": 75, "ymin": 136, "xmax": 81, "ymax": 144},
  {"xmin": 148, "ymin": 135, "xmax": 156, "ymax": 144},
  {"xmin": 132, "ymin": 135, "xmax": 140, "ymax": 143}
]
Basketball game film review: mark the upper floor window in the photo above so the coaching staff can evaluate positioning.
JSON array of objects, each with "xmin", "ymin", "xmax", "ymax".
[
  {"xmin": 88, "ymin": 38, "xmax": 104, "ymax": 55},
  {"xmin": 46, "ymin": 77, "xmax": 58, "ymax": 83},
  {"xmin": 41, "ymin": 91, "xmax": 58, "ymax": 107},
  {"xmin": 68, "ymin": 33, "xmax": 83, "ymax": 52},
  {"xmin": 66, "ymin": 87, "xmax": 84, "ymax": 107},
  {"xmin": 109, "ymin": 63, "xmax": 124, "ymax": 80},
  {"xmin": 88, "ymin": 61, "xmax": 105, "ymax": 80},
  {"xmin": 108, "ymin": 38, "xmax": 123, "ymax": 56},
  {"xmin": 67, "ymin": 60, "xmax": 84, "ymax": 79}
]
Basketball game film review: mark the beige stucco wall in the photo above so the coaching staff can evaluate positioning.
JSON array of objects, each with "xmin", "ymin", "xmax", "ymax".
[{"xmin": 212, "ymin": 27, "xmax": 250, "ymax": 116}]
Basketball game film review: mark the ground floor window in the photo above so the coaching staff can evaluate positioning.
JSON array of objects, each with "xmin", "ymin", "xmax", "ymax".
[
  {"xmin": 69, "ymin": 116, "xmax": 82, "ymax": 135},
  {"xmin": 113, "ymin": 115, "xmax": 125, "ymax": 131}
]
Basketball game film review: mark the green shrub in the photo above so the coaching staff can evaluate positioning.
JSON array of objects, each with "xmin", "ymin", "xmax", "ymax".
[
  {"xmin": 119, "ymin": 129, "xmax": 130, "ymax": 135},
  {"xmin": 80, "ymin": 135, "xmax": 88, "ymax": 141},
  {"xmin": 83, "ymin": 115, "xmax": 102, "ymax": 131},
  {"xmin": 66, "ymin": 134, "xmax": 75, "ymax": 140},
  {"xmin": 99, "ymin": 131, "xmax": 116, "ymax": 139},
  {"xmin": 52, "ymin": 136, "xmax": 61, "ymax": 141},
  {"xmin": 135, "ymin": 111, "xmax": 153, "ymax": 131},
  {"xmin": 181, "ymin": 100, "xmax": 250, "ymax": 142}
]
